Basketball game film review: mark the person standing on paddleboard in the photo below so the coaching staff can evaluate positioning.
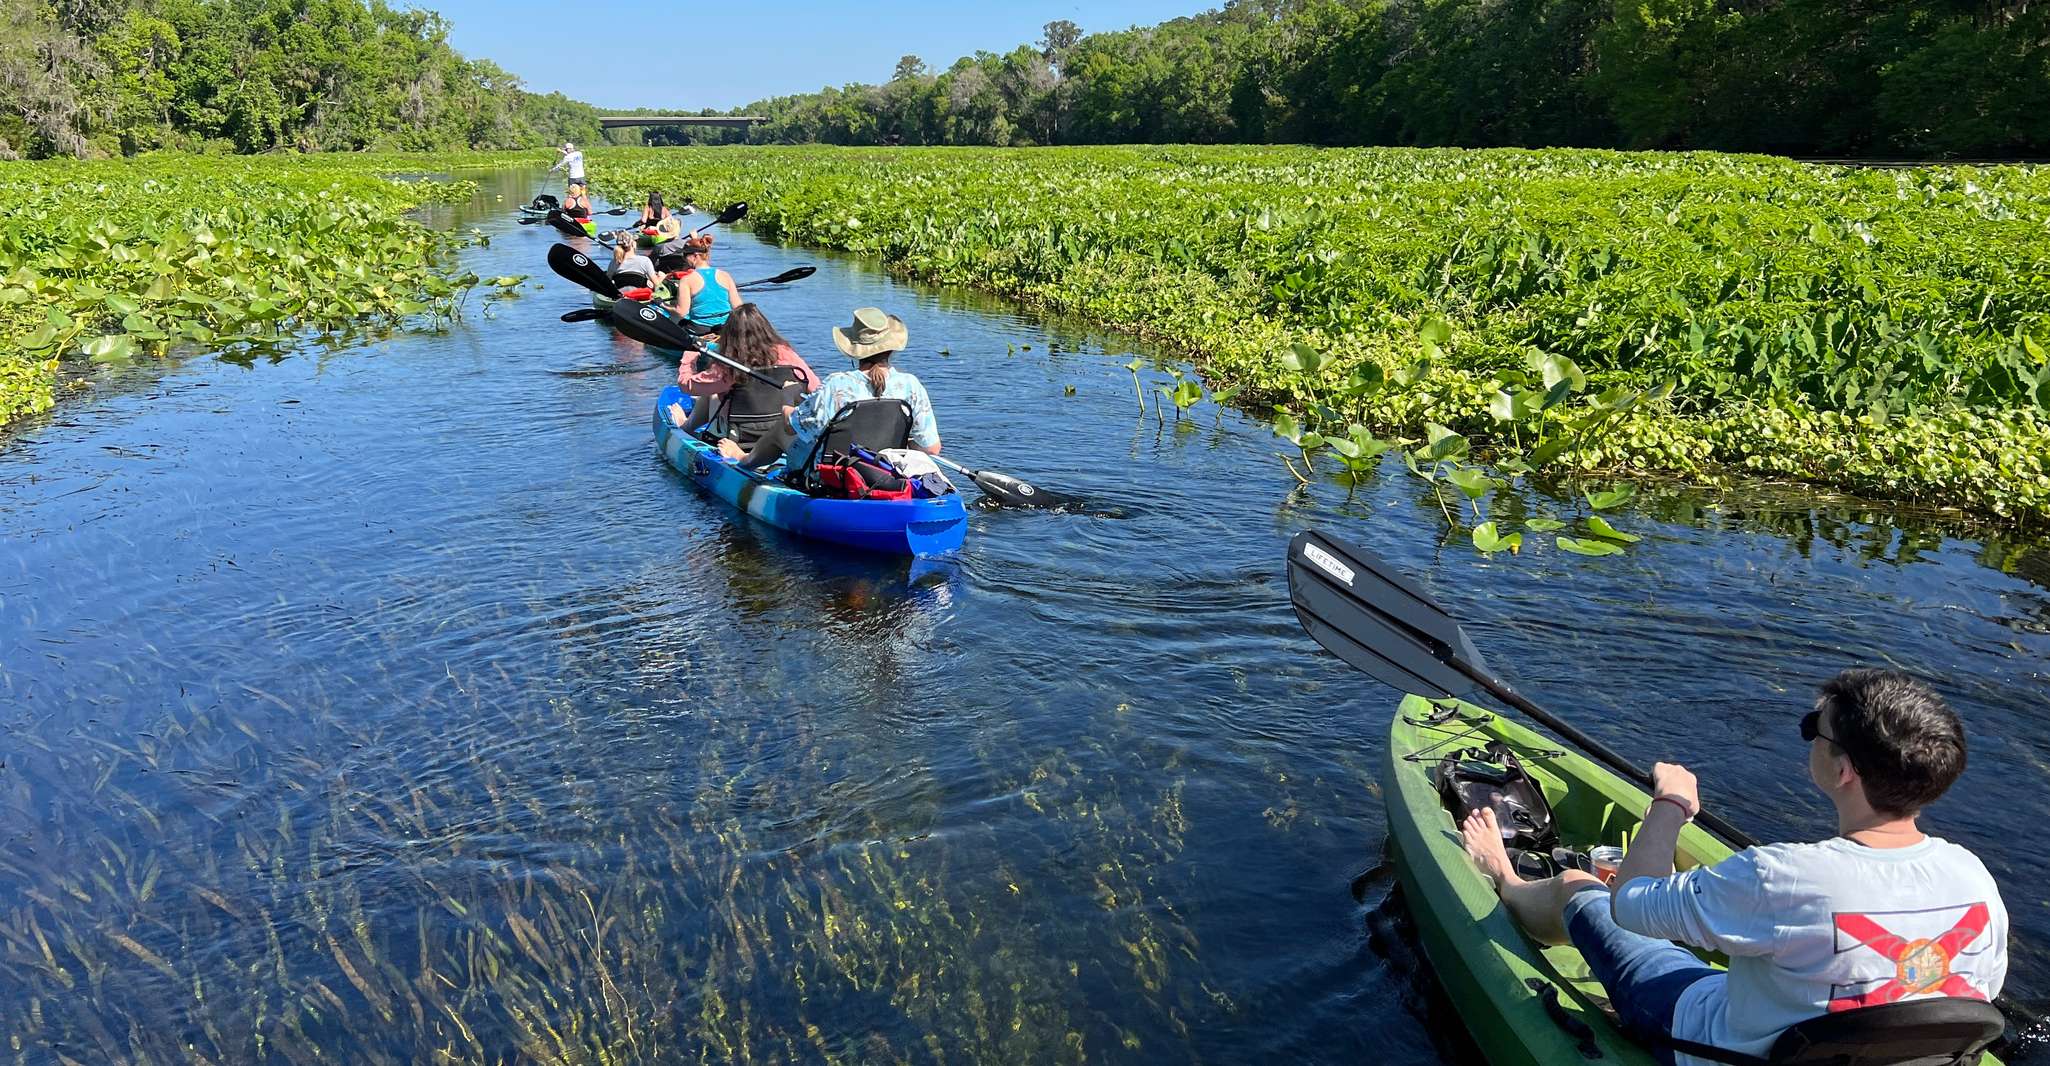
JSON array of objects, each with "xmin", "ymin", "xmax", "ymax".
[
  {"xmin": 549, "ymin": 142, "xmax": 585, "ymax": 191},
  {"xmin": 1460, "ymin": 669, "xmax": 2007, "ymax": 1066}
]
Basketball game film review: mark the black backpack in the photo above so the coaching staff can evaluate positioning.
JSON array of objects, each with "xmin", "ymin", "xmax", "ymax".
[{"xmin": 1434, "ymin": 742, "xmax": 1568, "ymax": 880}]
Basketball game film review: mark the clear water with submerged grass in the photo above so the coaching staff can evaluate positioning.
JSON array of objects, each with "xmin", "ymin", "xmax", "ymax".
[{"xmin": 1, "ymin": 169, "xmax": 2046, "ymax": 1064}]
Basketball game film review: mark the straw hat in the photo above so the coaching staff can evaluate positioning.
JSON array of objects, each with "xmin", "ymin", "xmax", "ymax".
[
  {"xmin": 654, "ymin": 216, "xmax": 682, "ymax": 241},
  {"xmin": 832, "ymin": 307, "xmax": 908, "ymax": 360}
]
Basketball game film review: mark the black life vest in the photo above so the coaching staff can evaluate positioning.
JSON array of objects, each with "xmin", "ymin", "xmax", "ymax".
[{"xmin": 722, "ymin": 364, "xmax": 808, "ymax": 446}]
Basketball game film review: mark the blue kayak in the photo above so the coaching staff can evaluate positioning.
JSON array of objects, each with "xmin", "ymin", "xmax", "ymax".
[{"xmin": 652, "ymin": 385, "xmax": 968, "ymax": 557}]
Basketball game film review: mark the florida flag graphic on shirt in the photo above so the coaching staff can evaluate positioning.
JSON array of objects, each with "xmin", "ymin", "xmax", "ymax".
[{"xmin": 1830, "ymin": 902, "xmax": 1994, "ymax": 1011}]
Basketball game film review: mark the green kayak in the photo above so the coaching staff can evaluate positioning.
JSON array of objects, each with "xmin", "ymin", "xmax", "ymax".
[
  {"xmin": 1385, "ymin": 695, "xmax": 1726, "ymax": 1064},
  {"xmin": 1384, "ymin": 695, "xmax": 2007, "ymax": 1066}
]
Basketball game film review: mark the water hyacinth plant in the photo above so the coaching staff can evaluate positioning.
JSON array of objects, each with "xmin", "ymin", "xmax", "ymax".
[
  {"xmin": 586, "ymin": 145, "xmax": 2050, "ymax": 525},
  {"xmin": 0, "ymin": 153, "xmax": 534, "ymax": 427}
]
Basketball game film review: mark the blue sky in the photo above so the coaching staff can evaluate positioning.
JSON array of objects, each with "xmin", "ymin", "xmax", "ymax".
[{"xmin": 428, "ymin": 0, "xmax": 1207, "ymax": 111}]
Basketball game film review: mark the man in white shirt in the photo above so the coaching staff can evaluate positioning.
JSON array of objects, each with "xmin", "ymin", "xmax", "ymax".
[
  {"xmin": 549, "ymin": 142, "xmax": 585, "ymax": 189},
  {"xmin": 1461, "ymin": 669, "xmax": 2007, "ymax": 1065}
]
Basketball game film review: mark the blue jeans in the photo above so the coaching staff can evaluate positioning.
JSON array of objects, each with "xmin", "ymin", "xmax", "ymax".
[{"xmin": 1564, "ymin": 885, "xmax": 1719, "ymax": 1066}]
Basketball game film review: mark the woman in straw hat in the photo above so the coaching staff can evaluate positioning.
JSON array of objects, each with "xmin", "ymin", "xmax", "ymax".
[{"xmin": 716, "ymin": 306, "xmax": 941, "ymax": 471}]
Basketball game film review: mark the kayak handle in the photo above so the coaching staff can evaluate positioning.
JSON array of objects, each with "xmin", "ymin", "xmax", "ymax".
[{"xmin": 1527, "ymin": 978, "xmax": 1603, "ymax": 1060}]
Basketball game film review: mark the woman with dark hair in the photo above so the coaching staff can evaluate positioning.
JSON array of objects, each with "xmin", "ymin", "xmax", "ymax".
[
  {"xmin": 638, "ymin": 190, "xmax": 669, "ymax": 227},
  {"xmin": 717, "ymin": 306, "xmax": 941, "ymax": 470},
  {"xmin": 677, "ymin": 303, "xmax": 820, "ymax": 441}
]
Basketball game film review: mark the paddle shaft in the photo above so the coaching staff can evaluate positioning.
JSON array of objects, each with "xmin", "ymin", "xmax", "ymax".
[
  {"xmin": 931, "ymin": 454, "xmax": 982, "ymax": 479},
  {"xmin": 695, "ymin": 346, "xmax": 785, "ymax": 391},
  {"xmin": 1456, "ymin": 661, "xmax": 1757, "ymax": 847}
]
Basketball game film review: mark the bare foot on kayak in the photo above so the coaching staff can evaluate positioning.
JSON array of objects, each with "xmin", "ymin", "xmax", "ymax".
[
  {"xmin": 1461, "ymin": 808, "xmax": 1523, "ymax": 892},
  {"xmin": 716, "ymin": 439, "xmax": 745, "ymax": 461}
]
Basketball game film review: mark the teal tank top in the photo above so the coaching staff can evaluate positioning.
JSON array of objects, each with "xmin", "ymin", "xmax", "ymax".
[{"xmin": 686, "ymin": 267, "xmax": 732, "ymax": 327}]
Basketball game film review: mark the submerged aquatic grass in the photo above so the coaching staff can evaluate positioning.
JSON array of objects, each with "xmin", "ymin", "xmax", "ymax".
[{"xmin": 0, "ymin": 557, "xmax": 1280, "ymax": 1063}]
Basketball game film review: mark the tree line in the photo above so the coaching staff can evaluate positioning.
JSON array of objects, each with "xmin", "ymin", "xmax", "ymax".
[
  {"xmin": 0, "ymin": 0, "xmax": 609, "ymax": 158},
  {"xmin": 715, "ymin": 0, "xmax": 2050, "ymax": 157},
  {"xmin": 8, "ymin": 0, "xmax": 2044, "ymax": 159}
]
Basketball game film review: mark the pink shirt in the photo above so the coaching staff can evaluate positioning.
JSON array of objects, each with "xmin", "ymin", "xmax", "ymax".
[{"xmin": 677, "ymin": 344, "xmax": 822, "ymax": 398}]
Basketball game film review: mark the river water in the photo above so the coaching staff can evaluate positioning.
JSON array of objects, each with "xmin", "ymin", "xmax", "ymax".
[{"xmin": 2, "ymin": 168, "xmax": 2046, "ymax": 1064}]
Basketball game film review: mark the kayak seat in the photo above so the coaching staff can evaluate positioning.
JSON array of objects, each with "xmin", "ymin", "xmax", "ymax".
[
  {"xmin": 1650, "ymin": 997, "xmax": 2006, "ymax": 1066},
  {"xmin": 612, "ymin": 270, "xmax": 650, "ymax": 289},
  {"xmin": 719, "ymin": 365, "xmax": 809, "ymax": 447},
  {"xmin": 793, "ymin": 398, "xmax": 912, "ymax": 489}
]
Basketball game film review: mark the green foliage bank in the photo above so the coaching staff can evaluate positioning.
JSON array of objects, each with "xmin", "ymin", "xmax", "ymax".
[
  {"xmin": 595, "ymin": 145, "xmax": 2050, "ymax": 524},
  {"xmin": 0, "ymin": 152, "xmax": 535, "ymax": 428},
  {"xmin": 721, "ymin": 2, "xmax": 2050, "ymax": 158}
]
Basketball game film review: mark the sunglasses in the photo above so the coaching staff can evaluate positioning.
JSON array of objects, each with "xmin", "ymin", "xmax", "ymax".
[{"xmin": 1800, "ymin": 710, "xmax": 1843, "ymax": 749}]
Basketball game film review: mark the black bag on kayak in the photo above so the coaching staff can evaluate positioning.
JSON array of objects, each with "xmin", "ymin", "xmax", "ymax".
[{"xmin": 1434, "ymin": 742, "xmax": 1563, "ymax": 878}]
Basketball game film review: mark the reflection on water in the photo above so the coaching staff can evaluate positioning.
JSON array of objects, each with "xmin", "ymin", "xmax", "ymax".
[{"xmin": 0, "ymin": 167, "xmax": 2046, "ymax": 1064}]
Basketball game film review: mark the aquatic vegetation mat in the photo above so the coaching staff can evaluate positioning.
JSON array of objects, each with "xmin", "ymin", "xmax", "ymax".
[
  {"xmin": 0, "ymin": 152, "xmax": 540, "ymax": 431},
  {"xmin": 591, "ymin": 145, "xmax": 2050, "ymax": 524}
]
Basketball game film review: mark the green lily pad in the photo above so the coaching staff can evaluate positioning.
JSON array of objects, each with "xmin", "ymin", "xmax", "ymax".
[
  {"xmin": 1586, "ymin": 515, "xmax": 1642, "ymax": 543},
  {"xmin": 1472, "ymin": 521, "xmax": 1522, "ymax": 554},
  {"xmin": 1557, "ymin": 536, "xmax": 1625, "ymax": 557},
  {"xmin": 1585, "ymin": 483, "xmax": 1638, "ymax": 510}
]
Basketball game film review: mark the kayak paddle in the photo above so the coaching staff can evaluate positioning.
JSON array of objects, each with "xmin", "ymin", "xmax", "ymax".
[
  {"xmin": 605, "ymin": 301, "xmax": 805, "ymax": 395},
  {"xmin": 687, "ymin": 201, "xmax": 748, "ymax": 237},
  {"xmin": 736, "ymin": 266, "xmax": 816, "ymax": 290},
  {"xmin": 547, "ymin": 243, "xmax": 620, "ymax": 299},
  {"xmin": 558, "ymin": 268, "xmax": 813, "ymax": 317},
  {"xmin": 931, "ymin": 454, "xmax": 1075, "ymax": 510},
  {"xmin": 1283, "ymin": 528, "xmax": 1756, "ymax": 848},
  {"xmin": 607, "ymin": 299, "xmax": 715, "ymax": 355}
]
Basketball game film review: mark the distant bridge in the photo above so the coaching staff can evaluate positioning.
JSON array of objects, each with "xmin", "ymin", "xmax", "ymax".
[{"xmin": 598, "ymin": 115, "xmax": 766, "ymax": 130}]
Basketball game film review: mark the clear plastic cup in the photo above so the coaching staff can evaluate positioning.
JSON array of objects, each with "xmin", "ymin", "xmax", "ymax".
[{"xmin": 1589, "ymin": 845, "xmax": 1626, "ymax": 885}]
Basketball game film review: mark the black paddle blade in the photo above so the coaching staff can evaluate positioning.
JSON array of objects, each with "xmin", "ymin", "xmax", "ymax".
[
  {"xmin": 546, "ymin": 243, "xmax": 619, "ymax": 298},
  {"xmin": 560, "ymin": 307, "xmax": 608, "ymax": 323},
  {"xmin": 969, "ymin": 468, "xmax": 1074, "ymax": 509},
  {"xmin": 736, "ymin": 267, "xmax": 817, "ymax": 291},
  {"xmin": 715, "ymin": 201, "xmax": 748, "ymax": 224},
  {"xmin": 1285, "ymin": 530, "xmax": 1489, "ymax": 699},
  {"xmin": 607, "ymin": 299, "xmax": 697, "ymax": 353}
]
